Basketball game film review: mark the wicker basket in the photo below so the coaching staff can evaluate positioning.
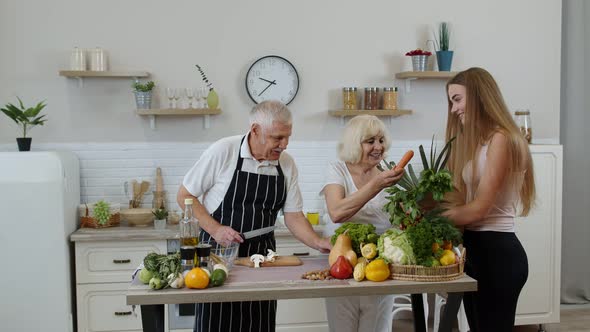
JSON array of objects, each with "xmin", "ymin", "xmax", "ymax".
[
  {"xmin": 389, "ymin": 247, "xmax": 466, "ymax": 282},
  {"xmin": 79, "ymin": 203, "xmax": 121, "ymax": 228}
]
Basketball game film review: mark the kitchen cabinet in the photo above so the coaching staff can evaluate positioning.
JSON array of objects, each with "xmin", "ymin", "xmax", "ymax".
[
  {"xmin": 73, "ymin": 238, "xmax": 167, "ymax": 332},
  {"xmin": 514, "ymin": 145, "xmax": 562, "ymax": 326},
  {"xmin": 71, "ymin": 226, "xmax": 328, "ymax": 332}
]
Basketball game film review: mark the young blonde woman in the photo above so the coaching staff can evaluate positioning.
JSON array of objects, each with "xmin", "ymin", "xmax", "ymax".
[
  {"xmin": 443, "ymin": 67, "xmax": 535, "ymax": 332},
  {"xmin": 320, "ymin": 115, "xmax": 404, "ymax": 332}
]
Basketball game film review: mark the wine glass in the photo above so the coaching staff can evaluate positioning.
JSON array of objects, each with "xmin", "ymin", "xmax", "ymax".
[
  {"xmin": 166, "ymin": 88, "xmax": 176, "ymax": 109},
  {"xmin": 186, "ymin": 88, "xmax": 195, "ymax": 109},
  {"xmin": 199, "ymin": 87, "xmax": 209, "ymax": 108},
  {"xmin": 173, "ymin": 88, "xmax": 182, "ymax": 109}
]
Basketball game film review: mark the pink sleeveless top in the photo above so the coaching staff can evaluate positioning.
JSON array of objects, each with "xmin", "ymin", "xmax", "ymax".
[{"xmin": 462, "ymin": 145, "xmax": 523, "ymax": 232}]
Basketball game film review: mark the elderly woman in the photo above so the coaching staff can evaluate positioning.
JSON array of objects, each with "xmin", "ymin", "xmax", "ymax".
[{"xmin": 320, "ymin": 115, "xmax": 404, "ymax": 332}]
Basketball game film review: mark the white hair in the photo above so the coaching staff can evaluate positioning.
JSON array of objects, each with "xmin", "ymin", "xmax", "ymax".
[
  {"xmin": 338, "ymin": 115, "xmax": 391, "ymax": 163},
  {"xmin": 249, "ymin": 100, "xmax": 292, "ymax": 131}
]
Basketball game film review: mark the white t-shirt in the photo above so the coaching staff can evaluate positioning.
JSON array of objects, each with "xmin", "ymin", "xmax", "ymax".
[
  {"xmin": 319, "ymin": 160, "xmax": 392, "ymax": 237},
  {"xmin": 182, "ymin": 133, "xmax": 303, "ymax": 214}
]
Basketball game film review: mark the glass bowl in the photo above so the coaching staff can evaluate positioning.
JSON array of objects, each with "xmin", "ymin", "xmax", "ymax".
[{"xmin": 201, "ymin": 240, "xmax": 240, "ymax": 270}]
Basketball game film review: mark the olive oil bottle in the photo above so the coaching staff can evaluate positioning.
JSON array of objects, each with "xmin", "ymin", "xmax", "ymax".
[{"xmin": 180, "ymin": 198, "xmax": 199, "ymax": 247}]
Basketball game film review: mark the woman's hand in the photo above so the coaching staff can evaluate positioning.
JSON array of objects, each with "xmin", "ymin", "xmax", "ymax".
[{"xmin": 373, "ymin": 168, "xmax": 404, "ymax": 190}]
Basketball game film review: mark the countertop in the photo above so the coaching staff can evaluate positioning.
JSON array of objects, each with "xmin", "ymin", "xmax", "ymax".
[
  {"xmin": 126, "ymin": 256, "xmax": 477, "ymax": 305},
  {"xmin": 70, "ymin": 223, "xmax": 325, "ymax": 242}
]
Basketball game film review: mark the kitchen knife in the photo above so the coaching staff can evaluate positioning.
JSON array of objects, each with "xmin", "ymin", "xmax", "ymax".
[{"xmin": 240, "ymin": 226, "xmax": 276, "ymax": 240}]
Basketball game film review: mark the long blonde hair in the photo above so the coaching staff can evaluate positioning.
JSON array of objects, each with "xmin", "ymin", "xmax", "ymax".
[{"xmin": 445, "ymin": 67, "xmax": 535, "ymax": 215}]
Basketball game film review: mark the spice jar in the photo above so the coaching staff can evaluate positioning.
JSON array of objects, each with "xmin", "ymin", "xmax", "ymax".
[
  {"xmin": 342, "ymin": 87, "xmax": 358, "ymax": 110},
  {"xmin": 364, "ymin": 87, "xmax": 379, "ymax": 110},
  {"xmin": 514, "ymin": 109, "xmax": 532, "ymax": 143},
  {"xmin": 382, "ymin": 87, "xmax": 398, "ymax": 110}
]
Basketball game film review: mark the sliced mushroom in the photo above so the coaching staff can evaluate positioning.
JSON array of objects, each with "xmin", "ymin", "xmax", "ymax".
[
  {"xmin": 266, "ymin": 249, "xmax": 278, "ymax": 262},
  {"xmin": 250, "ymin": 254, "xmax": 265, "ymax": 268}
]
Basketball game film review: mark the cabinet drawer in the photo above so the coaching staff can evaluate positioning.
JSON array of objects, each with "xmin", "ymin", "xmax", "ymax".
[
  {"xmin": 75, "ymin": 240, "xmax": 166, "ymax": 283},
  {"xmin": 77, "ymin": 283, "xmax": 143, "ymax": 332}
]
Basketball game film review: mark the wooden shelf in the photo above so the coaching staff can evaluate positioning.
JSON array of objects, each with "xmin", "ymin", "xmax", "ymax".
[
  {"xmin": 59, "ymin": 70, "xmax": 150, "ymax": 78},
  {"xmin": 329, "ymin": 109, "xmax": 411, "ymax": 125},
  {"xmin": 136, "ymin": 108, "xmax": 222, "ymax": 130},
  {"xmin": 395, "ymin": 71, "xmax": 458, "ymax": 79},
  {"xmin": 136, "ymin": 108, "xmax": 221, "ymax": 116},
  {"xmin": 329, "ymin": 109, "xmax": 412, "ymax": 117},
  {"xmin": 395, "ymin": 71, "xmax": 458, "ymax": 92}
]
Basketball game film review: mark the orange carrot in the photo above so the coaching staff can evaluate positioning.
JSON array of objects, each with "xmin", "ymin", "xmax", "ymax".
[{"xmin": 395, "ymin": 150, "xmax": 414, "ymax": 170}]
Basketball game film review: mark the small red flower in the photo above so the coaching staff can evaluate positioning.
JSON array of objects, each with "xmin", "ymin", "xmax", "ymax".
[{"xmin": 405, "ymin": 49, "xmax": 432, "ymax": 56}]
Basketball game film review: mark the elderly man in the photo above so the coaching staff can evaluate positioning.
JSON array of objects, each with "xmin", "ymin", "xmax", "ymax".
[{"xmin": 177, "ymin": 100, "xmax": 331, "ymax": 332}]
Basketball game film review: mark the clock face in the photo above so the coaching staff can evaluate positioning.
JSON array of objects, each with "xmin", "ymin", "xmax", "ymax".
[{"xmin": 245, "ymin": 55, "xmax": 299, "ymax": 105}]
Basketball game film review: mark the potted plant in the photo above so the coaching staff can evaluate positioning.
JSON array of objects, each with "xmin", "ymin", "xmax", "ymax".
[
  {"xmin": 152, "ymin": 208, "xmax": 168, "ymax": 230},
  {"xmin": 405, "ymin": 49, "xmax": 432, "ymax": 72},
  {"xmin": 195, "ymin": 64, "xmax": 218, "ymax": 109},
  {"xmin": 433, "ymin": 22, "xmax": 454, "ymax": 71},
  {"xmin": 1, "ymin": 97, "xmax": 47, "ymax": 151},
  {"xmin": 133, "ymin": 80, "xmax": 155, "ymax": 109}
]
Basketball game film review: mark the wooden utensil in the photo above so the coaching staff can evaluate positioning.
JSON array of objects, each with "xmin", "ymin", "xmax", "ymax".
[
  {"xmin": 234, "ymin": 256, "xmax": 303, "ymax": 268},
  {"xmin": 136, "ymin": 181, "xmax": 150, "ymax": 205},
  {"xmin": 155, "ymin": 167, "xmax": 163, "ymax": 192}
]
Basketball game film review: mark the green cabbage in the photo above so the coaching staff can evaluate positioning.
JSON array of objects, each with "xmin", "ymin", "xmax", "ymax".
[
  {"xmin": 138, "ymin": 267, "xmax": 153, "ymax": 284},
  {"xmin": 377, "ymin": 228, "xmax": 416, "ymax": 265}
]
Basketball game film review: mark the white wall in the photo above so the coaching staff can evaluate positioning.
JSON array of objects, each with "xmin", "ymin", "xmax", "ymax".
[
  {"xmin": 0, "ymin": 0, "xmax": 561, "ymax": 144},
  {"xmin": 560, "ymin": 0, "xmax": 590, "ymax": 304}
]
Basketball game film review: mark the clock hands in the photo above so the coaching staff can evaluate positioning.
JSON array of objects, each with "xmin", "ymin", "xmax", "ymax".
[
  {"xmin": 258, "ymin": 79, "xmax": 277, "ymax": 96},
  {"xmin": 259, "ymin": 77, "xmax": 277, "ymax": 85}
]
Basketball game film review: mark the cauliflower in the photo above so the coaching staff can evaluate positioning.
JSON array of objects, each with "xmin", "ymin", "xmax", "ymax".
[{"xmin": 378, "ymin": 228, "xmax": 416, "ymax": 265}]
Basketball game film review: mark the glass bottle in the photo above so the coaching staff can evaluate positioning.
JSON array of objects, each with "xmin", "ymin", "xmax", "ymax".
[
  {"xmin": 514, "ymin": 109, "xmax": 532, "ymax": 143},
  {"xmin": 180, "ymin": 198, "xmax": 199, "ymax": 248},
  {"xmin": 342, "ymin": 87, "xmax": 358, "ymax": 110},
  {"xmin": 180, "ymin": 246, "xmax": 196, "ymax": 272},
  {"xmin": 196, "ymin": 243, "xmax": 212, "ymax": 273},
  {"xmin": 364, "ymin": 87, "xmax": 379, "ymax": 110},
  {"xmin": 382, "ymin": 87, "xmax": 398, "ymax": 110}
]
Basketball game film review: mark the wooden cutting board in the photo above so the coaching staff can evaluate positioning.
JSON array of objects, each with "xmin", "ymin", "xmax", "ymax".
[{"xmin": 234, "ymin": 255, "xmax": 303, "ymax": 268}]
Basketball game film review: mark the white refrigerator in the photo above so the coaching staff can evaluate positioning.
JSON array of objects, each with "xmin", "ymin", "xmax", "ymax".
[{"xmin": 0, "ymin": 151, "xmax": 80, "ymax": 332}]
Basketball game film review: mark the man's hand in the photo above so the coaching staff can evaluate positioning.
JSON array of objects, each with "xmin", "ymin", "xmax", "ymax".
[
  {"xmin": 211, "ymin": 225, "xmax": 244, "ymax": 246},
  {"xmin": 315, "ymin": 237, "xmax": 332, "ymax": 254}
]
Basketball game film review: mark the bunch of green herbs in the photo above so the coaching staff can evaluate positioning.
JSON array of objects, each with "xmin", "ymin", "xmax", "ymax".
[
  {"xmin": 330, "ymin": 222, "xmax": 380, "ymax": 256},
  {"xmin": 382, "ymin": 136, "xmax": 455, "ymax": 228}
]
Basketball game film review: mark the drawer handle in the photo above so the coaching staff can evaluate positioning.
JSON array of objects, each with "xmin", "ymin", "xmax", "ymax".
[
  {"xmin": 114, "ymin": 311, "xmax": 132, "ymax": 316},
  {"xmin": 113, "ymin": 259, "xmax": 131, "ymax": 264},
  {"xmin": 293, "ymin": 252, "xmax": 309, "ymax": 256}
]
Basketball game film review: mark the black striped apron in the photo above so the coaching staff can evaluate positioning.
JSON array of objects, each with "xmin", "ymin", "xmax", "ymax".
[{"xmin": 194, "ymin": 136, "xmax": 287, "ymax": 332}]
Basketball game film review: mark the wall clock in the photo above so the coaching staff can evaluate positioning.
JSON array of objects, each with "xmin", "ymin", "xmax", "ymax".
[{"xmin": 245, "ymin": 55, "xmax": 300, "ymax": 105}]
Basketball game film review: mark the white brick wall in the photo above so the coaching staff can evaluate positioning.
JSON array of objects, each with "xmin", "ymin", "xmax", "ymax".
[{"xmin": 0, "ymin": 140, "xmax": 434, "ymax": 218}]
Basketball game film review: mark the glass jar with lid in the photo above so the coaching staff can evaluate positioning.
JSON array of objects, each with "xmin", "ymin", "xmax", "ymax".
[
  {"xmin": 514, "ymin": 109, "xmax": 532, "ymax": 143},
  {"xmin": 382, "ymin": 87, "xmax": 398, "ymax": 110},
  {"xmin": 342, "ymin": 87, "xmax": 358, "ymax": 110},
  {"xmin": 364, "ymin": 87, "xmax": 379, "ymax": 110}
]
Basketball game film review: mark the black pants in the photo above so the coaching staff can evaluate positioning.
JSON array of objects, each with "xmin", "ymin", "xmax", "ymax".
[{"xmin": 463, "ymin": 230, "xmax": 528, "ymax": 332}]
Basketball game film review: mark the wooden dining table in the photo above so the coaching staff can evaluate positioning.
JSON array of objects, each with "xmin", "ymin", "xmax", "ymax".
[{"xmin": 127, "ymin": 256, "xmax": 476, "ymax": 332}]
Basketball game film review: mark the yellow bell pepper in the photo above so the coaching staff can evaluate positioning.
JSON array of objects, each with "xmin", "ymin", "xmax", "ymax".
[{"xmin": 365, "ymin": 259, "xmax": 390, "ymax": 282}]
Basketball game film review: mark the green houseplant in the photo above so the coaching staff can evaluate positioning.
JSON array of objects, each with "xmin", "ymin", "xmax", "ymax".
[
  {"xmin": 1, "ymin": 97, "xmax": 47, "ymax": 151},
  {"xmin": 434, "ymin": 22, "xmax": 454, "ymax": 71},
  {"xmin": 133, "ymin": 80, "xmax": 155, "ymax": 109},
  {"xmin": 195, "ymin": 64, "xmax": 219, "ymax": 109},
  {"xmin": 152, "ymin": 208, "xmax": 168, "ymax": 230}
]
